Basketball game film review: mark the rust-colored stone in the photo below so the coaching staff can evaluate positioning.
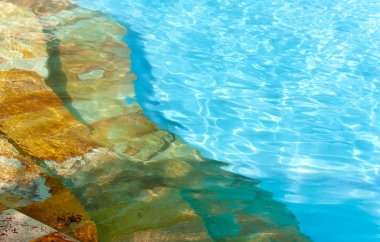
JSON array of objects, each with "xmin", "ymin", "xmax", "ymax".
[
  {"xmin": 0, "ymin": 69, "xmax": 98, "ymax": 162},
  {"xmin": 0, "ymin": 3, "xmax": 99, "ymax": 242},
  {"xmin": 32, "ymin": 232, "xmax": 78, "ymax": 242},
  {"xmin": 0, "ymin": 204, "xmax": 6, "ymax": 212},
  {"xmin": 0, "ymin": 1, "xmax": 310, "ymax": 241},
  {"xmin": 19, "ymin": 176, "xmax": 97, "ymax": 242}
]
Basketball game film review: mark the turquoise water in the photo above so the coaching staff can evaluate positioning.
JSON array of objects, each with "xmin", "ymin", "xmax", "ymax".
[{"xmin": 76, "ymin": 0, "xmax": 380, "ymax": 241}]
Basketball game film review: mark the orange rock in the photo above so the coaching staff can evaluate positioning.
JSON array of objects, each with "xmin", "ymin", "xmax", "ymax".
[
  {"xmin": 32, "ymin": 232, "xmax": 78, "ymax": 242},
  {"xmin": 0, "ymin": 139, "xmax": 98, "ymax": 241},
  {"xmin": 0, "ymin": 3, "xmax": 98, "ymax": 242},
  {"xmin": 0, "ymin": 204, "xmax": 6, "ymax": 212},
  {"xmin": 19, "ymin": 176, "xmax": 98, "ymax": 242},
  {"xmin": 0, "ymin": 69, "xmax": 98, "ymax": 162},
  {"xmin": 0, "ymin": 2, "xmax": 310, "ymax": 241},
  {"xmin": 0, "ymin": 142, "xmax": 95, "ymax": 239}
]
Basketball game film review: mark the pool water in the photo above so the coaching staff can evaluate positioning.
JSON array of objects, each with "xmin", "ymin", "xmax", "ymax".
[{"xmin": 76, "ymin": 0, "xmax": 380, "ymax": 241}]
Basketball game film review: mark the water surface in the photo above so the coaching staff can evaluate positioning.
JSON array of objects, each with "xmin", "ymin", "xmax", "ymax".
[{"xmin": 75, "ymin": 0, "xmax": 380, "ymax": 241}]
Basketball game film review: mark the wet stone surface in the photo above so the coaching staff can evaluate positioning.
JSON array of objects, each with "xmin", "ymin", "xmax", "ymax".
[
  {"xmin": 0, "ymin": 0, "xmax": 311, "ymax": 241},
  {"xmin": 0, "ymin": 209, "xmax": 56, "ymax": 241}
]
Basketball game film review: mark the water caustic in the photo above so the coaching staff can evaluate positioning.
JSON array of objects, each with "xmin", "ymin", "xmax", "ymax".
[
  {"xmin": 5, "ymin": 1, "xmax": 309, "ymax": 241},
  {"xmin": 75, "ymin": 0, "xmax": 380, "ymax": 241}
]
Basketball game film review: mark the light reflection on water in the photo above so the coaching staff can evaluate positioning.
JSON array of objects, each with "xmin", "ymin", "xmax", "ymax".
[{"xmin": 75, "ymin": 0, "xmax": 380, "ymax": 241}]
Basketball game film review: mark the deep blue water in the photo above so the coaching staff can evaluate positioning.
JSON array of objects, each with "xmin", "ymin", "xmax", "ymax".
[{"xmin": 76, "ymin": 0, "xmax": 380, "ymax": 241}]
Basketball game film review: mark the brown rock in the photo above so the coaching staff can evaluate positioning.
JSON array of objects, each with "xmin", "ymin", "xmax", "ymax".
[
  {"xmin": 0, "ymin": 2, "xmax": 311, "ymax": 241},
  {"xmin": 0, "ymin": 204, "xmax": 6, "ymax": 212},
  {"xmin": 89, "ymin": 113, "xmax": 175, "ymax": 161},
  {"xmin": 0, "ymin": 69, "xmax": 98, "ymax": 162},
  {"xmin": 0, "ymin": 3, "xmax": 99, "ymax": 241},
  {"xmin": 32, "ymin": 232, "xmax": 78, "ymax": 242},
  {"xmin": 19, "ymin": 176, "xmax": 97, "ymax": 242},
  {"xmin": 0, "ymin": 137, "xmax": 49, "ymax": 207}
]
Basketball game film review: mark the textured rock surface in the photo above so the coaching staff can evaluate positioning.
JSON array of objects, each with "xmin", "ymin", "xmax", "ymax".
[
  {"xmin": 0, "ymin": 155, "xmax": 49, "ymax": 207},
  {"xmin": 0, "ymin": 120, "xmax": 50, "ymax": 208},
  {"xmin": 0, "ymin": 0, "xmax": 310, "ymax": 241},
  {"xmin": 0, "ymin": 209, "xmax": 79, "ymax": 242},
  {"xmin": 39, "ymin": 4, "xmax": 309, "ymax": 242},
  {"xmin": 32, "ymin": 232, "xmax": 79, "ymax": 242},
  {"xmin": 0, "ymin": 69, "xmax": 98, "ymax": 162},
  {"xmin": 0, "ymin": 1, "xmax": 98, "ymax": 241},
  {"xmin": 0, "ymin": 1, "xmax": 47, "ymax": 76},
  {"xmin": 0, "ymin": 2, "xmax": 97, "ymax": 163},
  {"xmin": 3, "ymin": 0, "xmax": 75, "ymax": 16},
  {"xmin": 0, "ymin": 209, "xmax": 56, "ymax": 241},
  {"xmin": 19, "ymin": 176, "xmax": 97, "ymax": 242}
]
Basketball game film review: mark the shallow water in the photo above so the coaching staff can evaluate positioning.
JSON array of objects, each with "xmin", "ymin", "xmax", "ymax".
[
  {"xmin": 35, "ymin": 4, "xmax": 311, "ymax": 241},
  {"xmin": 75, "ymin": 0, "xmax": 380, "ymax": 241}
]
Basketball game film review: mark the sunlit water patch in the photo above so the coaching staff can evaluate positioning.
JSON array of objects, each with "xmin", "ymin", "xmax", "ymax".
[{"xmin": 75, "ymin": 0, "xmax": 380, "ymax": 241}]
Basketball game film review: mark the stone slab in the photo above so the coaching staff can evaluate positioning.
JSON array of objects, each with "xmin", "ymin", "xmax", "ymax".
[
  {"xmin": 0, "ymin": 209, "xmax": 56, "ymax": 241},
  {"xmin": 0, "ymin": 209, "xmax": 78, "ymax": 242}
]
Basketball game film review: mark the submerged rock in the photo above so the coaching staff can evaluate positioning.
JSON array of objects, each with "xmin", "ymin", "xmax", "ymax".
[
  {"xmin": 0, "ymin": 2, "xmax": 98, "ymax": 240},
  {"xmin": 0, "ymin": 0, "xmax": 310, "ymax": 241},
  {"xmin": 3, "ymin": 0, "xmax": 76, "ymax": 16},
  {"xmin": 0, "ymin": 1, "xmax": 47, "ymax": 77},
  {"xmin": 0, "ymin": 138, "xmax": 50, "ymax": 207},
  {"xmin": 19, "ymin": 176, "xmax": 97, "ymax": 242},
  {"xmin": 78, "ymin": 69, "xmax": 105, "ymax": 81},
  {"xmin": 39, "ymin": 4, "xmax": 310, "ymax": 241},
  {"xmin": 0, "ymin": 69, "xmax": 98, "ymax": 162}
]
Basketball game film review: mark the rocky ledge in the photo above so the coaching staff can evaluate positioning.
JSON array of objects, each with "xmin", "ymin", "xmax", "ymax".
[{"xmin": 0, "ymin": 0, "xmax": 310, "ymax": 241}]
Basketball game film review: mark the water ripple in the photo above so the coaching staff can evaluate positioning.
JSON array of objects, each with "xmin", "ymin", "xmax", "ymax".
[{"xmin": 76, "ymin": 0, "xmax": 380, "ymax": 241}]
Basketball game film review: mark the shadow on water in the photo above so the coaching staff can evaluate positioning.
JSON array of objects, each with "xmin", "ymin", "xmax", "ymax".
[
  {"xmin": 123, "ymin": 26, "xmax": 186, "ymax": 131},
  {"xmin": 43, "ymin": 28, "xmax": 90, "ymax": 127}
]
